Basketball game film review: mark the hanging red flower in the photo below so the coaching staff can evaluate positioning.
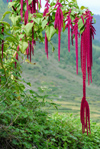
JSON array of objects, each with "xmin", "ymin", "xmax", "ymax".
[
  {"xmin": 20, "ymin": 0, "xmax": 23, "ymax": 21},
  {"xmin": 54, "ymin": 0, "xmax": 64, "ymax": 61},
  {"xmin": 65, "ymin": 10, "xmax": 72, "ymax": 52},
  {"xmin": 1, "ymin": 25, "xmax": 4, "ymax": 59},
  {"xmin": 80, "ymin": 10, "xmax": 96, "ymax": 135},
  {"xmin": 72, "ymin": 16, "xmax": 79, "ymax": 75},
  {"xmin": 15, "ymin": 45, "xmax": 19, "ymax": 68},
  {"xmin": 43, "ymin": 0, "xmax": 50, "ymax": 59}
]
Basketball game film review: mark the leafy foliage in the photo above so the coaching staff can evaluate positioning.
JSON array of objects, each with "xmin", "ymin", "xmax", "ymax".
[{"xmin": 0, "ymin": 98, "xmax": 100, "ymax": 149}]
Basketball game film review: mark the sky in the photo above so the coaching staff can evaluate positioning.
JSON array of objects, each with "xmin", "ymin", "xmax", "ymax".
[{"xmin": 40, "ymin": 0, "xmax": 100, "ymax": 15}]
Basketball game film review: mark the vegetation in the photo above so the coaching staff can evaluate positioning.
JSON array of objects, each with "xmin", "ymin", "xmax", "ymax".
[
  {"xmin": 0, "ymin": 0, "xmax": 100, "ymax": 148},
  {"xmin": 0, "ymin": 80, "xmax": 100, "ymax": 148}
]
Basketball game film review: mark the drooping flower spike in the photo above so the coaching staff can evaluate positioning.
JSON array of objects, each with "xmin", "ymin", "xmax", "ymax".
[
  {"xmin": 54, "ymin": 0, "xmax": 64, "ymax": 61},
  {"xmin": 1, "ymin": 24, "xmax": 4, "ymax": 59},
  {"xmin": 43, "ymin": 0, "xmax": 50, "ymax": 59},
  {"xmin": 65, "ymin": 10, "xmax": 72, "ymax": 52},
  {"xmin": 80, "ymin": 29, "xmax": 91, "ymax": 135},
  {"xmin": 72, "ymin": 17, "xmax": 79, "ymax": 75},
  {"xmin": 20, "ymin": 0, "xmax": 23, "ymax": 21},
  {"xmin": 80, "ymin": 10, "xmax": 96, "ymax": 135},
  {"xmin": 15, "ymin": 45, "xmax": 19, "ymax": 68}
]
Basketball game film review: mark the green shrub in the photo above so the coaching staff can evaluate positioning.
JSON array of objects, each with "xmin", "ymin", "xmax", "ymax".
[{"xmin": 0, "ymin": 92, "xmax": 100, "ymax": 149}]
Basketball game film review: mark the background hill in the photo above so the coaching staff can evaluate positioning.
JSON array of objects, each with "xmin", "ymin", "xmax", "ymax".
[{"xmin": 93, "ymin": 14, "xmax": 100, "ymax": 41}]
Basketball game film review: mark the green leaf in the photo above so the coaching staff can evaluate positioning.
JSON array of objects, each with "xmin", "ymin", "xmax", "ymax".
[
  {"xmin": 10, "ymin": 16, "xmax": 21, "ymax": 26},
  {"xmin": 1, "ymin": 11, "xmax": 11, "ymax": 21},
  {"xmin": 45, "ymin": 25, "xmax": 56, "ymax": 41},
  {"xmin": 78, "ymin": 18, "xmax": 86, "ymax": 31},
  {"xmin": 80, "ymin": 6, "xmax": 86, "ymax": 10},
  {"xmin": 26, "ymin": 82, "xmax": 31, "ymax": 87},
  {"xmin": 28, "ymin": 0, "xmax": 33, "ymax": 5},
  {"xmin": 24, "ymin": 23, "xmax": 33, "ymax": 36},
  {"xmin": 6, "ymin": 37, "xmax": 18, "ymax": 45},
  {"xmin": 19, "ymin": 41, "xmax": 28, "ymax": 53},
  {"xmin": 4, "ymin": 30, "xmax": 18, "ymax": 39},
  {"xmin": 72, "ymin": 0, "xmax": 77, "ymax": 3},
  {"xmin": 8, "ymin": 2, "xmax": 16, "ymax": 8},
  {"xmin": 32, "ymin": 18, "xmax": 41, "ymax": 25},
  {"xmin": 34, "ymin": 12, "xmax": 43, "ymax": 18},
  {"xmin": 80, "ymin": 26, "xmax": 85, "ymax": 34},
  {"xmin": 0, "ymin": 21, "xmax": 10, "ymax": 27},
  {"xmin": 42, "ymin": 19, "xmax": 48, "ymax": 29},
  {"xmin": 71, "ymin": 9, "xmax": 75, "ymax": 16},
  {"xmin": 0, "ymin": 34, "xmax": 4, "ymax": 40},
  {"xmin": 93, "ymin": 18, "xmax": 96, "ymax": 24},
  {"xmin": 19, "ymin": 34, "xmax": 24, "ymax": 39}
]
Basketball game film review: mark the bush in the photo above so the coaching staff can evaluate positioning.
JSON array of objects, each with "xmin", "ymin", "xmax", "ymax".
[{"xmin": 0, "ymin": 91, "xmax": 100, "ymax": 149}]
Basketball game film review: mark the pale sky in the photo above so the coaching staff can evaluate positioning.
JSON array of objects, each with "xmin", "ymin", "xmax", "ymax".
[{"xmin": 40, "ymin": 0, "xmax": 100, "ymax": 15}]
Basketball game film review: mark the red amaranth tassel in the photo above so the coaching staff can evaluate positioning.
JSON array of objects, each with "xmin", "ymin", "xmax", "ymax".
[
  {"xmin": 80, "ymin": 25, "xmax": 91, "ymax": 135},
  {"xmin": 84, "ymin": 10, "xmax": 96, "ymax": 85},
  {"xmin": 43, "ymin": 0, "xmax": 50, "ymax": 59},
  {"xmin": 32, "ymin": 0, "xmax": 37, "ymax": 13},
  {"xmin": 65, "ymin": 10, "xmax": 72, "ymax": 52},
  {"xmin": 26, "ymin": 42, "xmax": 29, "ymax": 59},
  {"xmin": 1, "ymin": 40, "xmax": 4, "ymax": 59},
  {"xmin": 80, "ymin": 97, "xmax": 90, "ymax": 135},
  {"xmin": 32, "ymin": 26, "xmax": 35, "ymax": 53},
  {"xmin": 1, "ymin": 25, "xmax": 4, "ymax": 58},
  {"xmin": 80, "ymin": 74, "xmax": 91, "ymax": 135},
  {"xmin": 29, "ymin": 43, "xmax": 32, "ymax": 62},
  {"xmin": 71, "ymin": 28, "xmax": 74, "ymax": 46},
  {"xmin": 37, "ymin": 0, "xmax": 38, "ymax": 12},
  {"xmin": 45, "ymin": 33, "xmax": 48, "ymax": 59},
  {"xmin": 25, "ymin": 0, "xmax": 28, "ymax": 23},
  {"xmin": 24, "ymin": 10, "xmax": 28, "ymax": 25},
  {"xmin": 54, "ymin": 1, "xmax": 64, "ymax": 61},
  {"xmin": 21, "ymin": 0, "xmax": 23, "ymax": 21},
  {"xmin": 32, "ymin": 41, "xmax": 34, "ymax": 55},
  {"xmin": 73, "ymin": 17, "xmax": 79, "ymax": 74},
  {"xmin": 15, "ymin": 45, "xmax": 19, "ymax": 68}
]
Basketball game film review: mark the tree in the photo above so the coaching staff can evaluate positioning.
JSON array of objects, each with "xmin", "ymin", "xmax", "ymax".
[{"xmin": 0, "ymin": 0, "xmax": 96, "ymax": 135}]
